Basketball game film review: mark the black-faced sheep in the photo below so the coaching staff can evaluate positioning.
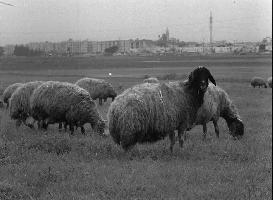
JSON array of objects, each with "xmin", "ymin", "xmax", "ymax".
[
  {"xmin": 191, "ymin": 83, "xmax": 244, "ymax": 140},
  {"xmin": 267, "ymin": 77, "xmax": 272, "ymax": 88},
  {"xmin": 108, "ymin": 66, "xmax": 216, "ymax": 152},
  {"xmin": 9, "ymin": 81, "xmax": 44, "ymax": 128},
  {"xmin": 143, "ymin": 77, "xmax": 159, "ymax": 83},
  {"xmin": 30, "ymin": 81, "xmax": 105, "ymax": 135},
  {"xmin": 75, "ymin": 78, "xmax": 117, "ymax": 105},
  {"xmin": 2, "ymin": 83, "xmax": 24, "ymax": 108},
  {"xmin": 251, "ymin": 77, "xmax": 267, "ymax": 88}
]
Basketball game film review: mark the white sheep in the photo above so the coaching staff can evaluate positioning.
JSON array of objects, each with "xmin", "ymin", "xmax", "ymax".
[
  {"xmin": 267, "ymin": 77, "xmax": 272, "ymax": 88},
  {"xmin": 30, "ymin": 81, "xmax": 105, "ymax": 135},
  {"xmin": 2, "ymin": 83, "xmax": 24, "ymax": 108},
  {"xmin": 9, "ymin": 81, "xmax": 44, "ymax": 128},
  {"xmin": 251, "ymin": 77, "xmax": 267, "ymax": 88},
  {"xmin": 143, "ymin": 77, "xmax": 159, "ymax": 83},
  {"xmin": 75, "ymin": 77, "xmax": 117, "ymax": 105},
  {"xmin": 191, "ymin": 83, "xmax": 244, "ymax": 140}
]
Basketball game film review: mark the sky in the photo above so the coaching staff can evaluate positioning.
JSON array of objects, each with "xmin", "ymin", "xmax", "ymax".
[{"xmin": 0, "ymin": 0, "xmax": 272, "ymax": 45}]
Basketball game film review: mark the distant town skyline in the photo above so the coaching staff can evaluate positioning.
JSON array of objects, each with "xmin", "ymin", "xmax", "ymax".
[{"xmin": 0, "ymin": 0, "xmax": 272, "ymax": 46}]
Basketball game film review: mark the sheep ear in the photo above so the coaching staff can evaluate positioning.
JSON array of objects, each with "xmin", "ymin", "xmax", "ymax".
[
  {"xmin": 188, "ymin": 72, "xmax": 194, "ymax": 85},
  {"xmin": 209, "ymin": 75, "xmax": 216, "ymax": 86},
  {"xmin": 207, "ymin": 71, "xmax": 216, "ymax": 86}
]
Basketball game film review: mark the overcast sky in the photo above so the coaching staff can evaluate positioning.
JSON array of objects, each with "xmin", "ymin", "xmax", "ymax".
[{"xmin": 0, "ymin": 0, "xmax": 272, "ymax": 45}]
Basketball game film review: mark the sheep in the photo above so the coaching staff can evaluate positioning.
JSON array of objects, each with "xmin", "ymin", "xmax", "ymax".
[
  {"xmin": 143, "ymin": 77, "xmax": 159, "ymax": 83},
  {"xmin": 2, "ymin": 83, "xmax": 24, "ymax": 108},
  {"xmin": 108, "ymin": 66, "xmax": 216, "ymax": 152},
  {"xmin": 30, "ymin": 81, "xmax": 105, "ymax": 135},
  {"xmin": 267, "ymin": 77, "xmax": 272, "ymax": 88},
  {"xmin": 250, "ymin": 77, "xmax": 267, "ymax": 88},
  {"xmin": 9, "ymin": 81, "xmax": 44, "ymax": 128},
  {"xmin": 191, "ymin": 83, "xmax": 244, "ymax": 140},
  {"xmin": 75, "ymin": 77, "xmax": 117, "ymax": 105}
]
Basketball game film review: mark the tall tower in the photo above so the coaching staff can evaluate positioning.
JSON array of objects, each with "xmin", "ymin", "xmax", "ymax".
[
  {"xmin": 210, "ymin": 11, "xmax": 213, "ymax": 46},
  {"xmin": 166, "ymin": 27, "xmax": 169, "ymax": 41}
]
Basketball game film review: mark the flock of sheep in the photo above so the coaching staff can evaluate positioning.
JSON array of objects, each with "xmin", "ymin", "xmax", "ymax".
[
  {"xmin": 1, "ymin": 66, "xmax": 269, "ymax": 152},
  {"xmin": 1, "ymin": 78, "xmax": 114, "ymax": 134}
]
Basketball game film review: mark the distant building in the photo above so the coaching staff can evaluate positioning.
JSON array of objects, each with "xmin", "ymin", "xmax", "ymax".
[
  {"xmin": 88, "ymin": 40, "xmax": 130, "ymax": 54},
  {"xmin": 2, "ymin": 33, "xmax": 269, "ymax": 56},
  {"xmin": 66, "ymin": 39, "xmax": 89, "ymax": 55},
  {"xmin": 86, "ymin": 39, "xmax": 155, "ymax": 54},
  {"xmin": 3, "ymin": 45, "xmax": 15, "ymax": 56},
  {"xmin": 262, "ymin": 37, "xmax": 272, "ymax": 52},
  {"xmin": 213, "ymin": 40, "xmax": 229, "ymax": 47},
  {"xmin": 27, "ymin": 41, "xmax": 54, "ymax": 53},
  {"xmin": 54, "ymin": 41, "xmax": 67, "ymax": 54},
  {"xmin": 262, "ymin": 37, "xmax": 272, "ymax": 44}
]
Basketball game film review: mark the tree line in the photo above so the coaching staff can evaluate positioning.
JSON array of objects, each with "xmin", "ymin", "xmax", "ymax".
[{"xmin": 13, "ymin": 45, "xmax": 43, "ymax": 56}]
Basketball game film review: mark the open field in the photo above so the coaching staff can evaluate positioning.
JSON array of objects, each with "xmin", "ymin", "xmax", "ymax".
[{"xmin": 0, "ymin": 55, "xmax": 272, "ymax": 199}]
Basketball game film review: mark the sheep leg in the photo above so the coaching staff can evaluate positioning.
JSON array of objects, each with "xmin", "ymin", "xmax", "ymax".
[
  {"xmin": 37, "ymin": 120, "xmax": 42, "ymax": 129},
  {"xmin": 80, "ymin": 126, "xmax": 85, "ymax": 135},
  {"xmin": 213, "ymin": 120, "xmax": 220, "ymax": 138},
  {"xmin": 42, "ymin": 121, "xmax": 49, "ymax": 130},
  {"xmin": 58, "ymin": 123, "xmax": 62, "ymax": 132},
  {"xmin": 202, "ymin": 123, "xmax": 207, "ymax": 140},
  {"xmin": 169, "ymin": 132, "xmax": 175, "ymax": 153},
  {"xmin": 178, "ymin": 125, "xmax": 186, "ymax": 149},
  {"xmin": 64, "ymin": 123, "xmax": 68, "ymax": 132},
  {"xmin": 37, "ymin": 120, "xmax": 47, "ymax": 130},
  {"xmin": 99, "ymin": 98, "xmax": 102, "ymax": 105},
  {"xmin": 37, "ymin": 121, "xmax": 40, "ymax": 129},
  {"xmin": 69, "ymin": 124, "xmax": 74, "ymax": 135}
]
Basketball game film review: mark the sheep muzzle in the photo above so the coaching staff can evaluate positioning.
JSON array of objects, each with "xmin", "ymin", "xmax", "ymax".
[{"xmin": 229, "ymin": 118, "xmax": 244, "ymax": 139}]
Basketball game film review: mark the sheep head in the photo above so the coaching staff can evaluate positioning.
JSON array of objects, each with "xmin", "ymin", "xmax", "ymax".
[
  {"xmin": 109, "ymin": 89, "xmax": 117, "ymax": 101},
  {"xmin": 227, "ymin": 118, "xmax": 244, "ymax": 139},
  {"xmin": 187, "ymin": 66, "xmax": 216, "ymax": 105}
]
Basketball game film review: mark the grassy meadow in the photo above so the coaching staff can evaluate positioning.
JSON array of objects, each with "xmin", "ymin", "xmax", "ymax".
[{"xmin": 0, "ymin": 55, "xmax": 272, "ymax": 199}]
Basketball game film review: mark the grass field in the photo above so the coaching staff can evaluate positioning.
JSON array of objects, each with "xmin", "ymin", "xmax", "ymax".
[{"xmin": 0, "ymin": 55, "xmax": 272, "ymax": 199}]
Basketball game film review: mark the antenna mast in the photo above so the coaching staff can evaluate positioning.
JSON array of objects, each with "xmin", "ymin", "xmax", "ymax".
[{"xmin": 210, "ymin": 11, "xmax": 213, "ymax": 50}]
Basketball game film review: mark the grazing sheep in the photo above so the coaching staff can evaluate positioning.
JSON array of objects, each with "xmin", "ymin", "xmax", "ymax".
[
  {"xmin": 143, "ymin": 77, "xmax": 159, "ymax": 83},
  {"xmin": 267, "ymin": 77, "xmax": 272, "ymax": 88},
  {"xmin": 251, "ymin": 77, "xmax": 267, "ymax": 88},
  {"xmin": 30, "ymin": 81, "xmax": 105, "ymax": 135},
  {"xmin": 191, "ymin": 83, "xmax": 244, "ymax": 140},
  {"xmin": 9, "ymin": 81, "xmax": 44, "ymax": 128},
  {"xmin": 75, "ymin": 78, "xmax": 117, "ymax": 105},
  {"xmin": 108, "ymin": 66, "xmax": 216, "ymax": 152},
  {"xmin": 2, "ymin": 83, "xmax": 24, "ymax": 108}
]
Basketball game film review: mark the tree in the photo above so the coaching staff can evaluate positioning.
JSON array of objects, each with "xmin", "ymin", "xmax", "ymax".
[
  {"xmin": 178, "ymin": 41, "xmax": 186, "ymax": 47},
  {"xmin": 259, "ymin": 44, "xmax": 266, "ymax": 52},
  {"xmin": 13, "ymin": 45, "xmax": 43, "ymax": 56},
  {"xmin": 0, "ymin": 47, "xmax": 4, "ymax": 56},
  {"xmin": 104, "ymin": 46, "xmax": 119, "ymax": 55}
]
